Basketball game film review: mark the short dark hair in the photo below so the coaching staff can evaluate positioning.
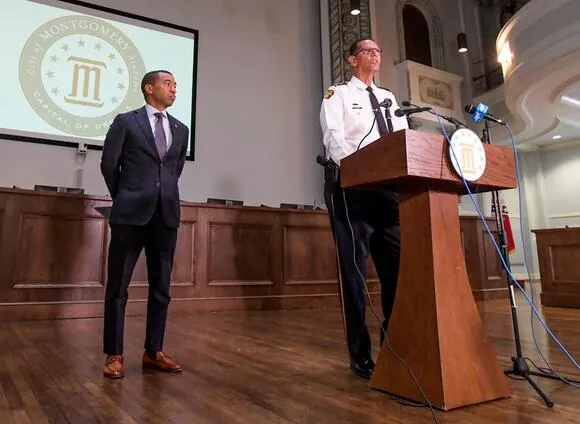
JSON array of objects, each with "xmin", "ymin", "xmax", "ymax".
[
  {"xmin": 348, "ymin": 38, "xmax": 378, "ymax": 56},
  {"xmin": 141, "ymin": 70, "xmax": 172, "ymax": 96}
]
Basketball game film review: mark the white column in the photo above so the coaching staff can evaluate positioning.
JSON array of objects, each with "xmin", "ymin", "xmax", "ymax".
[{"xmin": 320, "ymin": 0, "xmax": 331, "ymax": 91}]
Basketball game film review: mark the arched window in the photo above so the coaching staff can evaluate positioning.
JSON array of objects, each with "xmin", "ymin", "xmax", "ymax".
[
  {"xmin": 396, "ymin": 0, "xmax": 445, "ymax": 70},
  {"xmin": 403, "ymin": 5, "xmax": 432, "ymax": 66}
]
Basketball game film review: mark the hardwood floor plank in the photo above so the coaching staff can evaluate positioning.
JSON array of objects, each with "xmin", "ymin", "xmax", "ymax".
[
  {"xmin": 10, "ymin": 410, "xmax": 31, "ymax": 424},
  {"xmin": 2, "ymin": 354, "xmax": 50, "ymax": 424},
  {"xmin": 0, "ymin": 294, "xmax": 579, "ymax": 423}
]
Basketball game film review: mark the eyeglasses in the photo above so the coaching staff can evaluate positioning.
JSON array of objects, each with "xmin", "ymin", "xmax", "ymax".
[{"xmin": 353, "ymin": 48, "xmax": 382, "ymax": 56}]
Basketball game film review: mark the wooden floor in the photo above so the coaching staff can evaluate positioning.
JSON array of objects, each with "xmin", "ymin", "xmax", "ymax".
[{"xmin": 1, "ymin": 292, "xmax": 579, "ymax": 423}]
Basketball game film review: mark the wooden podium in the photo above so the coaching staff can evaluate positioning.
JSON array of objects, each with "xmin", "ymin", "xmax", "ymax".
[{"xmin": 340, "ymin": 129, "xmax": 516, "ymax": 410}]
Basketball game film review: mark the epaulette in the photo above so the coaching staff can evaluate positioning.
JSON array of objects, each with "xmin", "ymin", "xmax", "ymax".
[
  {"xmin": 335, "ymin": 82, "xmax": 348, "ymax": 86},
  {"xmin": 376, "ymin": 85, "xmax": 391, "ymax": 92}
]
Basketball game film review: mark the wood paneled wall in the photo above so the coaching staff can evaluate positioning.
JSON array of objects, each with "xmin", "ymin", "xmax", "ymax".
[
  {"xmin": 533, "ymin": 227, "xmax": 580, "ymax": 308},
  {"xmin": 0, "ymin": 188, "xmax": 506, "ymax": 320}
]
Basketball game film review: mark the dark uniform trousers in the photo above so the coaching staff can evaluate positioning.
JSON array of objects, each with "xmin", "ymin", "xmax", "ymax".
[{"xmin": 324, "ymin": 169, "xmax": 401, "ymax": 362}]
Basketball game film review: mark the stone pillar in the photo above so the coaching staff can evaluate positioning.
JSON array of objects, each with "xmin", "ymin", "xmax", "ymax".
[{"xmin": 327, "ymin": 0, "xmax": 372, "ymax": 84}]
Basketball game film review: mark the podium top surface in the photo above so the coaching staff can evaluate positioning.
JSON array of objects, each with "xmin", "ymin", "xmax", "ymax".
[{"xmin": 340, "ymin": 129, "xmax": 517, "ymax": 194}]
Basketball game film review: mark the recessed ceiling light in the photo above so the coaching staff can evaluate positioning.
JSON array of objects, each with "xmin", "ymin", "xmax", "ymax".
[
  {"xmin": 552, "ymin": 135, "xmax": 562, "ymax": 139},
  {"xmin": 350, "ymin": 0, "xmax": 360, "ymax": 15}
]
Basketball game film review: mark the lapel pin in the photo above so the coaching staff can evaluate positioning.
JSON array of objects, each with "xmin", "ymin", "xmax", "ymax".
[{"xmin": 174, "ymin": 124, "xmax": 177, "ymax": 128}]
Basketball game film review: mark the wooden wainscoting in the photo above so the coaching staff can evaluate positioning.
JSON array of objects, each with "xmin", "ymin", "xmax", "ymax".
[
  {"xmin": 0, "ymin": 188, "xmax": 503, "ymax": 320},
  {"xmin": 533, "ymin": 227, "xmax": 580, "ymax": 308},
  {"xmin": 461, "ymin": 215, "xmax": 509, "ymax": 301}
]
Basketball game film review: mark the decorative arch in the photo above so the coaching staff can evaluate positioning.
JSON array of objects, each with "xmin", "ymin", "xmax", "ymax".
[{"xmin": 396, "ymin": 0, "xmax": 446, "ymax": 70}]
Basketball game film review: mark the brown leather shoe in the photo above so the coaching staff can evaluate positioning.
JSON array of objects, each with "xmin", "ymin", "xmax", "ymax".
[
  {"xmin": 103, "ymin": 355, "xmax": 124, "ymax": 379},
  {"xmin": 142, "ymin": 351, "xmax": 183, "ymax": 373}
]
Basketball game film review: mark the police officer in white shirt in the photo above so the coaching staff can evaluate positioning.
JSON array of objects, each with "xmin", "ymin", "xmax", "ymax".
[{"xmin": 319, "ymin": 38, "xmax": 408, "ymax": 379}]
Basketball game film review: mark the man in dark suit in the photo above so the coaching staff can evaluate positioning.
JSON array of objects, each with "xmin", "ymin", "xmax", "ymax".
[{"xmin": 100, "ymin": 70, "xmax": 188, "ymax": 379}]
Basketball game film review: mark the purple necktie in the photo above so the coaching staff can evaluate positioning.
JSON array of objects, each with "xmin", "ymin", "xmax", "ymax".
[{"xmin": 154, "ymin": 112, "xmax": 167, "ymax": 158}]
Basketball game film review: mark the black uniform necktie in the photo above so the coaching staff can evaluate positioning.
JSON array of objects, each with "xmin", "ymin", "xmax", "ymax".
[{"xmin": 366, "ymin": 86, "xmax": 389, "ymax": 136}]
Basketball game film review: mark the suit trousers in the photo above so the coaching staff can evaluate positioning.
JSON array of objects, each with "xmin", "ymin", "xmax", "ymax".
[
  {"xmin": 103, "ymin": 204, "xmax": 177, "ymax": 355},
  {"xmin": 324, "ymin": 181, "xmax": 401, "ymax": 362}
]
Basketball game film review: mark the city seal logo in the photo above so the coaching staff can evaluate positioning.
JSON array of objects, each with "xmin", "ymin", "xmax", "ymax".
[
  {"xmin": 448, "ymin": 128, "xmax": 487, "ymax": 182},
  {"xmin": 19, "ymin": 15, "xmax": 147, "ymax": 137}
]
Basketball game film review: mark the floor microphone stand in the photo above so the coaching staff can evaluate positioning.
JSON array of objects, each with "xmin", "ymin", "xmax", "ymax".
[{"xmin": 482, "ymin": 120, "xmax": 554, "ymax": 407}]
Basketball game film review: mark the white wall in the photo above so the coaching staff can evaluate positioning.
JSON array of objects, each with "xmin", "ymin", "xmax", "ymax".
[
  {"xmin": 372, "ymin": 0, "xmax": 399, "ymax": 91},
  {"xmin": 540, "ymin": 144, "xmax": 580, "ymax": 228},
  {"xmin": 0, "ymin": 0, "xmax": 324, "ymax": 207},
  {"xmin": 497, "ymin": 143, "xmax": 580, "ymax": 280}
]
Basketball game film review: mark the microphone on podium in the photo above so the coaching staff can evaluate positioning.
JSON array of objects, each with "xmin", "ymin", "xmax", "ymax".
[
  {"xmin": 394, "ymin": 105, "xmax": 432, "ymax": 117},
  {"xmin": 400, "ymin": 101, "xmax": 467, "ymax": 129},
  {"xmin": 379, "ymin": 98, "xmax": 394, "ymax": 132},
  {"xmin": 464, "ymin": 103, "xmax": 504, "ymax": 125},
  {"xmin": 379, "ymin": 98, "xmax": 392, "ymax": 109}
]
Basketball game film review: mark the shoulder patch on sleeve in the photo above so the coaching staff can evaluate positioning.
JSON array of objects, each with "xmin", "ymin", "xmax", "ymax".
[{"xmin": 323, "ymin": 88, "xmax": 335, "ymax": 99}]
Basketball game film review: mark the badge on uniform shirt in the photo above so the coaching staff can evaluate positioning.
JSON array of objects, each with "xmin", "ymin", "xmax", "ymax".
[{"xmin": 323, "ymin": 89, "xmax": 334, "ymax": 99}]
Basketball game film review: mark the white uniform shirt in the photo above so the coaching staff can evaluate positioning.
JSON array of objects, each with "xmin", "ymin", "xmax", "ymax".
[
  {"xmin": 145, "ymin": 103, "xmax": 172, "ymax": 149},
  {"xmin": 320, "ymin": 76, "xmax": 408, "ymax": 165}
]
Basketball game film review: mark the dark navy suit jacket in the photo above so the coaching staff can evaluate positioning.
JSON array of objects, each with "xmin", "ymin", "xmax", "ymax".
[{"xmin": 100, "ymin": 105, "xmax": 189, "ymax": 228}]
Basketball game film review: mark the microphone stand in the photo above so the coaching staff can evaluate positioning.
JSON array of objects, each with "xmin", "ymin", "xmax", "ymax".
[
  {"xmin": 432, "ymin": 109, "xmax": 465, "ymax": 131},
  {"xmin": 482, "ymin": 119, "xmax": 554, "ymax": 407},
  {"xmin": 402, "ymin": 101, "xmax": 465, "ymax": 131},
  {"xmin": 445, "ymin": 116, "xmax": 465, "ymax": 131},
  {"xmin": 384, "ymin": 105, "xmax": 394, "ymax": 133}
]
